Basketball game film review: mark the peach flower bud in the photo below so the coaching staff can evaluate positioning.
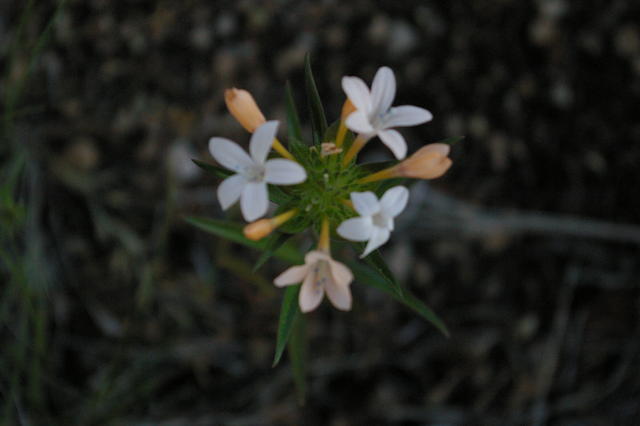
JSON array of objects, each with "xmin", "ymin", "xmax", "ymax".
[
  {"xmin": 395, "ymin": 143, "xmax": 452, "ymax": 179},
  {"xmin": 243, "ymin": 219, "xmax": 274, "ymax": 241},
  {"xmin": 224, "ymin": 88, "xmax": 266, "ymax": 133},
  {"xmin": 243, "ymin": 209, "xmax": 298, "ymax": 241}
]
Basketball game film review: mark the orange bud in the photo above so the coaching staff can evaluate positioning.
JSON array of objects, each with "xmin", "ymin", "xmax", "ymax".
[
  {"xmin": 224, "ymin": 88, "xmax": 266, "ymax": 133},
  {"xmin": 243, "ymin": 219, "xmax": 274, "ymax": 241},
  {"xmin": 395, "ymin": 143, "xmax": 452, "ymax": 179},
  {"xmin": 243, "ymin": 209, "xmax": 298, "ymax": 241},
  {"xmin": 341, "ymin": 98, "xmax": 356, "ymax": 120}
]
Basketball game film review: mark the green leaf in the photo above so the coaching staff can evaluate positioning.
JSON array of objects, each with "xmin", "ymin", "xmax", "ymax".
[
  {"xmin": 348, "ymin": 261, "xmax": 450, "ymax": 337},
  {"xmin": 364, "ymin": 249, "xmax": 403, "ymax": 297},
  {"xmin": 273, "ymin": 285, "xmax": 300, "ymax": 367},
  {"xmin": 374, "ymin": 177, "xmax": 410, "ymax": 197},
  {"xmin": 192, "ymin": 159, "xmax": 232, "ymax": 179},
  {"xmin": 285, "ymin": 81, "xmax": 303, "ymax": 143},
  {"xmin": 288, "ymin": 313, "xmax": 307, "ymax": 405},
  {"xmin": 304, "ymin": 53, "xmax": 327, "ymax": 145},
  {"xmin": 439, "ymin": 135, "xmax": 465, "ymax": 145},
  {"xmin": 360, "ymin": 160, "xmax": 397, "ymax": 173},
  {"xmin": 187, "ymin": 216, "xmax": 261, "ymax": 247},
  {"xmin": 185, "ymin": 216, "xmax": 303, "ymax": 264},
  {"xmin": 400, "ymin": 290, "xmax": 450, "ymax": 338},
  {"xmin": 322, "ymin": 119, "xmax": 340, "ymax": 143},
  {"xmin": 351, "ymin": 243, "xmax": 403, "ymax": 297},
  {"xmin": 254, "ymin": 233, "xmax": 293, "ymax": 272}
]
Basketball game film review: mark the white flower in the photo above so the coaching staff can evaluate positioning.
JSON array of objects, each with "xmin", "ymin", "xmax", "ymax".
[
  {"xmin": 209, "ymin": 121, "xmax": 307, "ymax": 222},
  {"xmin": 274, "ymin": 250, "xmax": 354, "ymax": 313},
  {"xmin": 341, "ymin": 66, "xmax": 433, "ymax": 160},
  {"xmin": 337, "ymin": 186, "xmax": 409, "ymax": 257}
]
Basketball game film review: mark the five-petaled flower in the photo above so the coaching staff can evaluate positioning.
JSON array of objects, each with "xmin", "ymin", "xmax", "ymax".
[
  {"xmin": 337, "ymin": 186, "xmax": 409, "ymax": 257},
  {"xmin": 209, "ymin": 121, "xmax": 307, "ymax": 221},
  {"xmin": 274, "ymin": 250, "xmax": 353, "ymax": 312},
  {"xmin": 342, "ymin": 66, "xmax": 433, "ymax": 160}
]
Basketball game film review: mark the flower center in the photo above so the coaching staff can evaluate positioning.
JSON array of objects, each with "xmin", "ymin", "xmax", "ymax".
[
  {"xmin": 243, "ymin": 165, "xmax": 265, "ymax": 182},
  {"xmin": 372, "ymin": 212, "xmax": 390, "ymax": 229},
  {"xmin": 369, "ymin": 111, "xmax": 388, "ymax": 130},
  {"xmin": 311, "ymin": 260, "xmax": 331, "ymax": 294}
]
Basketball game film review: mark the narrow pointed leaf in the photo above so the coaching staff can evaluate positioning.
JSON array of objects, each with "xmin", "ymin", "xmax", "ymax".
[
  {"xmin": 254, "ymin": 233, "xmax": 294, "ymax": 272},
  {"xmin": 439, "ymin": 135, "xmax": 465, "ymax": 145},
  {"xmin": 185, "ymin": 216, "xmax": 303, "ymax": 264},
  {"xmin": 304, "ymin": 54, "xmax": 327, "ymax": 144},
  {"xmin": 366, "ymin": 249, "xmax": 401, "ymax": 295},
  {"xmin": 354, "ymin": 243, "xmax": 403, "ymax": 297},
  {"xmin": 273, "ymin": 284, "xmax": 300, "ymax": 367},
  {"xmin": 285, "ymin": 81, "xmax": 303, "ymax": 143},
  {"xmin": 288, "ymin": 313, "xmax": 307, "ymax": 405},
  {"xmin": 348, "ymin": 261, "xmax": 449, "ymax": 337},
  {"xmin": 192, "ymin": 159, "xmax": 232, "ymax": 178}
]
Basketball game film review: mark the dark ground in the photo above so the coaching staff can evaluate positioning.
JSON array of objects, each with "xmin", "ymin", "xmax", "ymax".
[{"xmin": 2, "ymin": 0, "xmax": 640, "ymax": 425}]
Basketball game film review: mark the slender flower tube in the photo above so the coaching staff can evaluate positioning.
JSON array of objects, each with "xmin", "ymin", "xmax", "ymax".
[
  {"xmin": 243, "ymin": 209, "xmax": 298, "ymax": 241},
  {"xmin": 274, "ymin": 218, "xmax": 353, "ymax": 312},
  {"xmin": 337, "ymin": 186, "xmax": 409, "ymax": 257},
  {"xmin": 224, "ymin": 88, "xmax": 295, "ymax": 161},
  {"xmin": 341, "ymin": 134, "xmax": 369, "ymax": 166},
  {"xmin": 335, "ymin": 99, "xmax": 356, "ymax": 148},
  {"xmin": 359, "ymin": 143, "xmax": 452, "ymax": 184},
  {"xmin": 341, "ymin": 66, "xmax": 433, "ymax": 161},
  {"xmin": 209, "ymin": 121, "xmax": 307, "ymax": 221}
]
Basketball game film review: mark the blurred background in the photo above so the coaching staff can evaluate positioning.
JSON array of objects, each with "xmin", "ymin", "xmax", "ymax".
[{"xmin": 1, "ymin": 0, "xmax": 640, "ymax": 424}]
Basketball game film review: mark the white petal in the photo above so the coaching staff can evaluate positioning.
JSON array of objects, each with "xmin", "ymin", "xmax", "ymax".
[
  {"xmin": 378, "ymin": 129, "xmax": 407, "ymax": 160},
  {"xmin": 328, "ymin": 259, "xmax": 353, "ymax": 287},
  {"xmin": 217, "ymin": 174, "xmax": 246, "ymax": 210},
  {"xmin": 299, "ymin": 270, "xmax": 324, "ymax": 313},
  {"xmin": 350, "ymin": 191, "xmax": 380, "ymax": 216},
  {"xmin": 370, "ymin": 66, "xmax": 396, "ymax": 116},
  {"xmin": 345, "ymin": 110, "xmax": 374, "ymax": 134},
  {"xmin": 250, "ymin": 120, "xmax": 278, "ymax": 164},
  {"xmin": 337, "ymin": 217, "xmax": 374, "ymax": 241},
  {"xmin": 324, "ymin": 277, "xmax": 352, "ymax": 311},
  {"xmin": 380, "ymin": 186, "xmax": 409, "ymax": 218},
  {"xmin": 209, "ymin": 137, "xmax": 254, "ymax": 172},
  {"xmin": 274, "ymin": 265, "xmax": 309, "ymax": 287},
  {"xmin": 341, "ymin": 76, "xmax": 372, "ymax": 112},
  {"xmin": 240, "ymin": 182, "xmax": 268, "ymax": 221},
  {"xmin": 264, "ymin": 159, "xmax": 307, "ymax": 185},
  {"xmin": 383, "ymin": 106, "xmax": 433, "ymax": 128},
  {"xmin": 361, "ymin": 227, "xmax": 390, "ymax": 258}
]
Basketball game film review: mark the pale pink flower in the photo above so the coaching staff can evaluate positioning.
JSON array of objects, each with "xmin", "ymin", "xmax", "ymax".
[{"xmin": 274, "ymin": 250, "xmax": 353, "ymax": 313}]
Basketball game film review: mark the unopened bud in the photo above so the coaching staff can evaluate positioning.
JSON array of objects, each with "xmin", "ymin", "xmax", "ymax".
[
  {"xmin": 243, "ymin": 209, "xmax": 298, "ymax": 241},
  {"xmin": 224, "ymin": 88, "xmax": 266, "ymax": 133},
  {"xmin": 243, "ymin": 219, "xmax": 274, "ymax": 241},
  {"xmin": 395, "ymin": 143, "xmax": 452, "ymax": 179},
  {"xmin": 321, "ymin": 142, "xmax": 342, "ymax": 157}
]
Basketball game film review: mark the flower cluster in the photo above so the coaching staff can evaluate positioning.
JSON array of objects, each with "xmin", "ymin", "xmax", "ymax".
[{"xmin": 206, "ymin": 66, "xmax": 453, "ymax": 313}]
